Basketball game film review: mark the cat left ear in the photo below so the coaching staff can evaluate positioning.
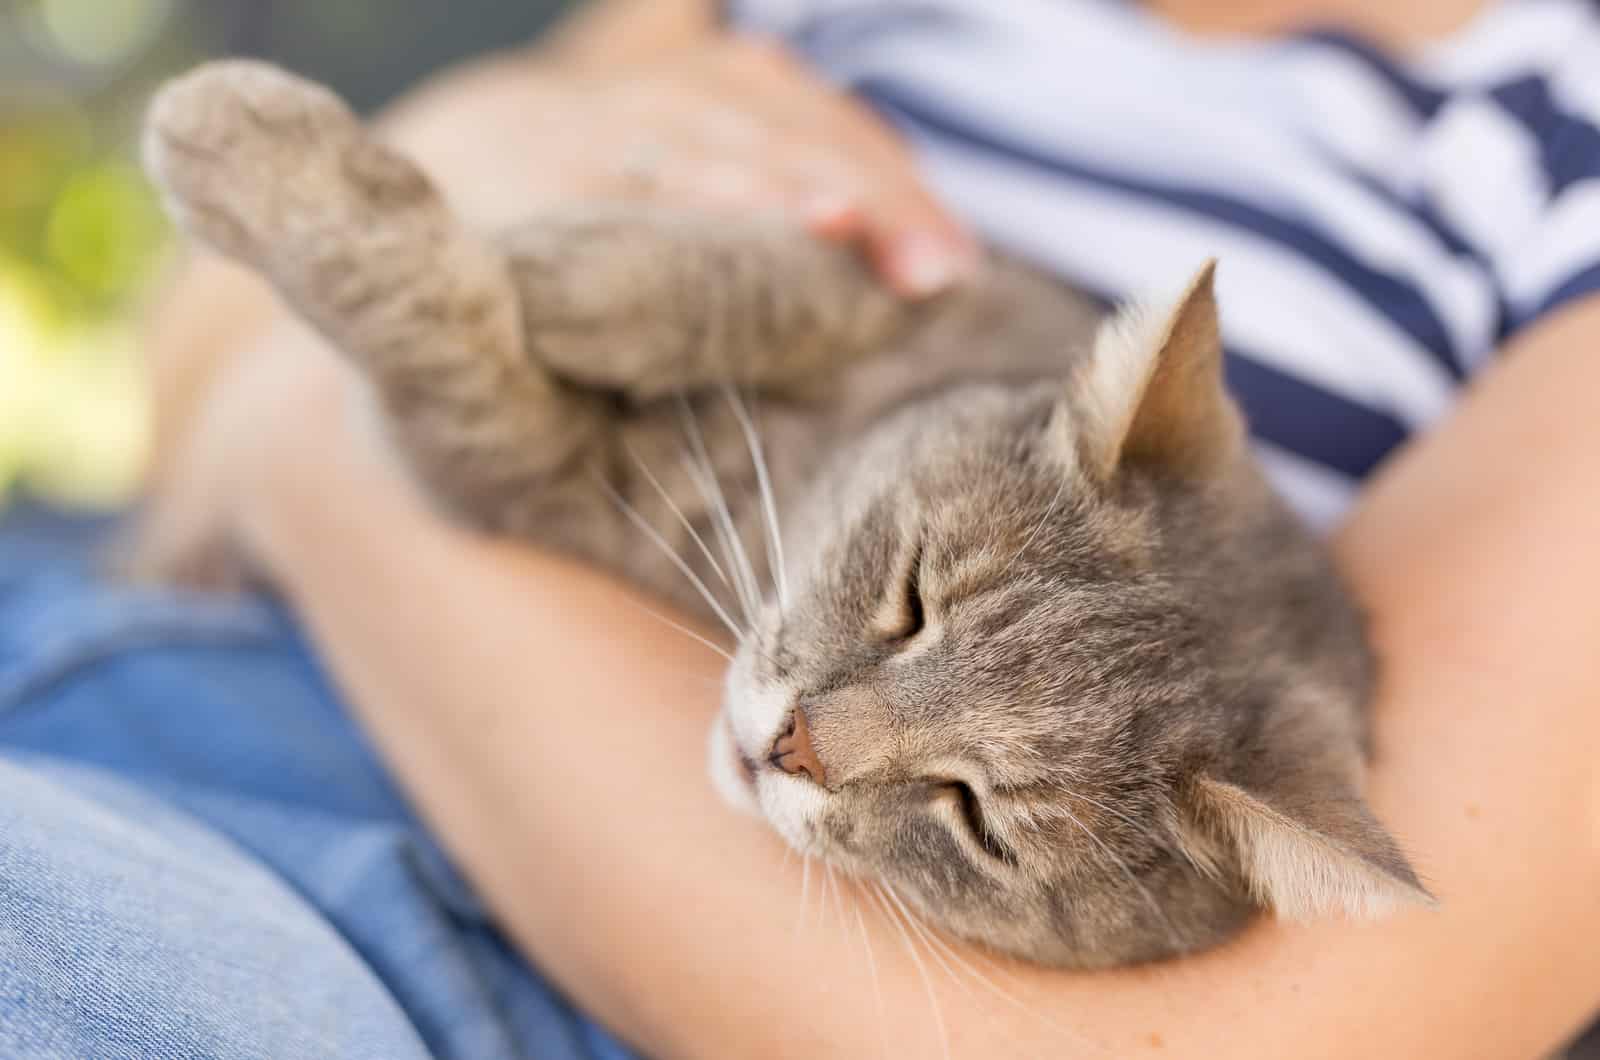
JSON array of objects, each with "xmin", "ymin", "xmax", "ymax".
[
  {"xmin": 1182, "ymin": 774, "xmax": 1435, "ymax": 920},
  {"xmin": 1072, "ymin": 260, "xmax": 1245, "ymax": 482}
]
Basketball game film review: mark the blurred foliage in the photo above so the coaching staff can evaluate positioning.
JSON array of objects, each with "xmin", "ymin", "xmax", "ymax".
[
  {"xmin": 1, "ymin": 0, "xmax": 197, "ymax": 507},
  {"xmin": 0, "ymin": 114, "xmax": 168, "ymax": 330},
  {"xmin": 1, "ymin": 0, "xmax": 574, "ymax": 510}
]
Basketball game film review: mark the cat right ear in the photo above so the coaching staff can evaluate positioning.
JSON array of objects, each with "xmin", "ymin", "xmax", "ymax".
[
  {"xmin": 1181, "ymin": 774, "xmax": 1435, "ymax": 921},
  {"xmin": 1066, "ymin": 260, "xmax": 1246, "ymax": 483}
]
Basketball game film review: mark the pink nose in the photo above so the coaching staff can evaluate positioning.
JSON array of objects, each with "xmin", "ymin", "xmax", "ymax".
[{"xmin": 769, "ymin": 707, "xmax": 826, "ymax": 786}]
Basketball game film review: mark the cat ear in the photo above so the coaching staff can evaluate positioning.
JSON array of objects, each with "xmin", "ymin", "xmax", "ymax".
[
  {"xmin": 1073, "ymin": 260, "xmax": 1245, "ymax": 482},
  {"xmin": 1182, "ymin": 774, "xmax": 1435, "ymax": 920}
]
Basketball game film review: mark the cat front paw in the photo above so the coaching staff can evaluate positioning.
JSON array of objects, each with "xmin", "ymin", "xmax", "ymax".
[{"xmin": 143, "ymin": 60, "xmax": 362, "ymax": 263}]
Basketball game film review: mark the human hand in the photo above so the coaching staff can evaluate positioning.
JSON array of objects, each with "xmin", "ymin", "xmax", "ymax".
[
  {"xmin": 394, "ymin": 36, "xmax": 978, "ymax": 297},
  {"xmin": 137, "ymin": 29, "xmax": 972, "ymax": 583}
]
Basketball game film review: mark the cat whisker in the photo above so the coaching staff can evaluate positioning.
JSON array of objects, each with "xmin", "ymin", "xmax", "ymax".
[
  {"xmin": 615, "ymin": 662, "xmax": 731, "ymax": 691},
  {"xmin": 868, "ymin": 883, "xmax": 952, "ymax": 1060},
  {"xmin": 1066, "ymin": 788, "xmax": 1173, "ymax": 850},
  {"xmin": 1057, "ymin": 801, "xmax": 1185, "ymax": 954},
  {"xmin": 618, "ymin": 600, "xmax": 737, "ymax": 664},
  {"xmin": 845, "ymin": 883, "xmax": 892, "ymax": 1060},
  {"xmin": 1034, "ymin": 763, "xmax": 1177, "ymax": 847},
  {"xmin": 1002, "ymin": 476, "xmax": 1070, "ymax": 578},
  {"xmin": 879, "ymin": 882, "xmax": 1100, "ymax": 1054},
  {"xmin": 679, "ymin": 450, "xmax": 757, "ymax": 627},
  {"xmin": 878, "ymin": 884, "xmax": 977, "ymax": 997},
  {"xmin": 623, "ymin": 439, "xmax": 736, "ymax": 597},
  {"xmin": 878, "ymin": 884, "xmax": 1055, "ymax": 1060},
  {"xmin": 676, "ymin": 395, "xmax": 765, "ymax": 627},
  {"xmin": 722, "ymin": 384, "xmax": 790, "ymax": 610},
  {"xmin": 794, "ymin": 853, "xmax": 814, "ymax": 942},
  {"xmin": 593, "ymin": 475, "xmax": 748, "ymax": 643},
  {"xmin": 881, "ymin": 883, "xmax": 1014, "ymax": 995},
  {"xmin": 823, "ymin": 863, "xmax": 843, "ymax": 943}
]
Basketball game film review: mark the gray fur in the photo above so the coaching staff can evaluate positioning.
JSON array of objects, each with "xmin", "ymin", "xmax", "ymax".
[{"xmin": 142, "ymin": 60, "xmax": 1430, "ymax": 968}]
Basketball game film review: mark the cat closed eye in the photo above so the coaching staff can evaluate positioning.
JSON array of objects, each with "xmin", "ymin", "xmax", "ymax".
[
  {"xmin": 935, "ymin": 780, "xmax": 1016, "ymax": 865},
  {"xmin": 884, "ymin": 543, "xmax": 926, "ymax": 644}
]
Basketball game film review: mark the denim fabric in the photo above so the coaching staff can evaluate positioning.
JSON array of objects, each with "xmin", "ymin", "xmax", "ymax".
[
  {"xmin": 0, "ymin": 511, "xmax": 639, "ymax": 1060},
  {"xmin": 0, "ymin": 755, "xmax": 433, "ymax": 1059}
]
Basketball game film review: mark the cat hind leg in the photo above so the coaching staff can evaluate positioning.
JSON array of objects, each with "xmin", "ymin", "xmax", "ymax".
[{"xmin": 144, "ymin": 61, "xmax": 605, "ymax": 535}]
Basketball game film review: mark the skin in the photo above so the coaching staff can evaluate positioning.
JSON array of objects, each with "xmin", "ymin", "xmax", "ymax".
[
  {"xmin": 144, "ymin": 0, "xmax": 1600, "ymax": 1055},
  {"xmin": 218, "ymin": 295, "xmax": 1600, "ymax": 1060},
  {"xmin": 142, "ymin": 10, "xmax": 972, "ymax": 540}
]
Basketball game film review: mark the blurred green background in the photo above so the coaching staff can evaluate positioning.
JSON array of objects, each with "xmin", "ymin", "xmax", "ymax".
[{"xmin": 0, "ymin": 0, "xmax": 574, "ymax": 509}]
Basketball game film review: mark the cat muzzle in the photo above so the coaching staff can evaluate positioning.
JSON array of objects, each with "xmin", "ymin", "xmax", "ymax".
[{"xmin": 769, "ymin": 707, "xmax": 826, "ymax": 786}]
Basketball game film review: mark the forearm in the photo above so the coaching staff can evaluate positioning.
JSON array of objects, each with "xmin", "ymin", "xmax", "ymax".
[
  {"xmin": 258, "ymin": 305, "xmax": 1600, "ymax": 1058},
  {"xmin": 253, "ymin": 393, "xmax": 807, "ymax": 1054}
]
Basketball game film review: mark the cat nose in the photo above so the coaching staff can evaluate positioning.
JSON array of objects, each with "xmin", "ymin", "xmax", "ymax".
[{"xmin": 770, "ymin": 706, "xmax": 826, "ymax": 786}]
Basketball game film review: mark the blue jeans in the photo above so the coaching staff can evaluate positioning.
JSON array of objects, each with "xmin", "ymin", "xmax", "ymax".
[{"xmin": 0, "ymin": 510, "xmax": 639, "ymax": 1060}]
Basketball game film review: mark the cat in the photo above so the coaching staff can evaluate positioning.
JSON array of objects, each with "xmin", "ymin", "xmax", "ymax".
[{"xmin": 141, "ymin": 59, "xmax": 1431, "ymax": 969}]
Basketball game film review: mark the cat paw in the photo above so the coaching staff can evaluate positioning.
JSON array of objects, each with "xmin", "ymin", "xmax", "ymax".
[{"xmin": 143, "ymin": 60, "xmax": 362, "ymax": 263}]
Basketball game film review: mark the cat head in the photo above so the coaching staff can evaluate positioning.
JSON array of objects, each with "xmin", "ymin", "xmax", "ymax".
[{"xmin": 711, "ymin": 264, "xmax": 1432, "ymax": 966}]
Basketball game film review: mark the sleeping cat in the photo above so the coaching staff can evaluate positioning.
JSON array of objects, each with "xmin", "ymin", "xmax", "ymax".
[{"xmin": 141, "ymin": 60, "xmax": 1431, "ymax": 969}]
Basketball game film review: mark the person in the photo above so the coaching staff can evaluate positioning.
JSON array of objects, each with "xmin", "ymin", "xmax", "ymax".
[{"xmin": 6, "ymin": 0, "xmax": 1600, "ymax": 1055}]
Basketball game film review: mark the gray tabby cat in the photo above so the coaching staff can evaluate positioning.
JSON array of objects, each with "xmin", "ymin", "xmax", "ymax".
[{"xmin": 142, "ymin": 60, "xmax": 1431, "ymax": 969}]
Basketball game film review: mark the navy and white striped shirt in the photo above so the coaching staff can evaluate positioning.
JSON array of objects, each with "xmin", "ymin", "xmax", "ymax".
[{"xmin": 731, "ymin": 0, "xmax": 1600, "ymax": 526}]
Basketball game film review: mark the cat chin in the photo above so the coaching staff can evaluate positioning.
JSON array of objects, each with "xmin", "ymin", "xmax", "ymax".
[
  {"xmin": 706, "ymin": 712, "xmax": 762, "ymax": 816},
  {"xmin": 707, "ymin": 710, "xmax": 829, "ymax": 861}
]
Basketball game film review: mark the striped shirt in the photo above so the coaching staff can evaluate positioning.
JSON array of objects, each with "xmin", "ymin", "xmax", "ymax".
[{"xmin": 729, "ymin": 0, "xmax": 1600, "ymax": 526}]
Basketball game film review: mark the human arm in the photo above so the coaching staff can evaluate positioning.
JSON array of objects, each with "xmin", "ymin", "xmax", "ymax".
[
  {"xmin": 230, "ymin": 287, "xmax": 1600, "ymax": 1058},
  {"xmin": 136, "ymin": 4, "xmax": 976, "ymax": 585},
  {"xmin": 142, "ymin": 0, "xmax": 970, "ymax": 493}
]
